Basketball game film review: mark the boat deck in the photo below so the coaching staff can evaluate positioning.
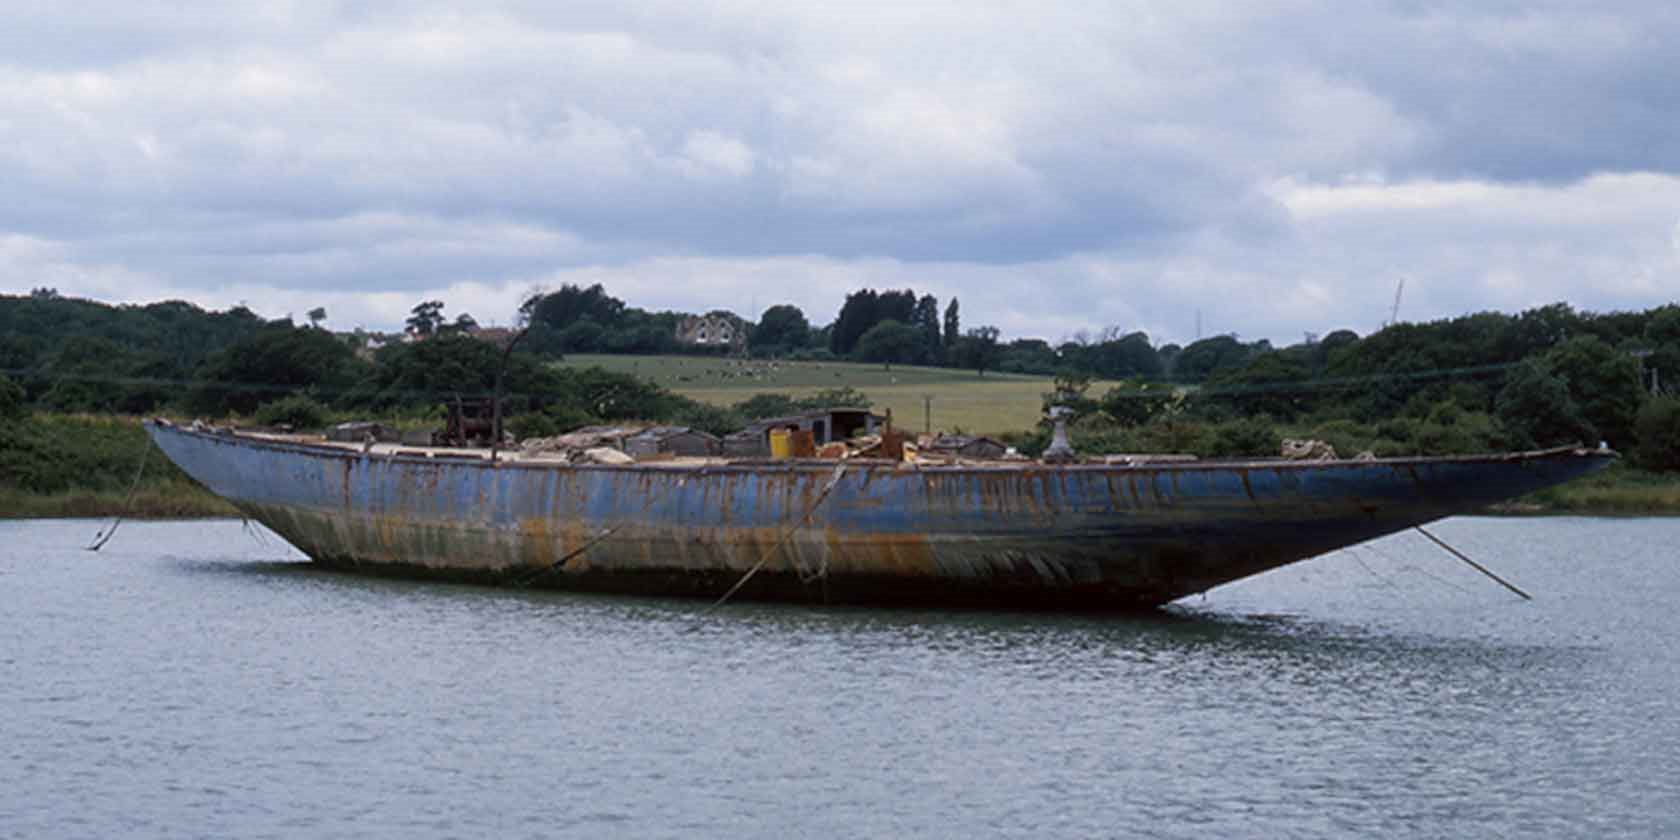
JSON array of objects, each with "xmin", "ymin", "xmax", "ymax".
[{"xmin": 188, "ymin": 422, "xmax": 1603, "ymax": 473}]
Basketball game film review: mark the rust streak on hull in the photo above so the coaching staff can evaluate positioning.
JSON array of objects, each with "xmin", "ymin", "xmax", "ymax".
[{"xmin": 146, "ymin": 421, "xmax": 1616, "ymax": 611}]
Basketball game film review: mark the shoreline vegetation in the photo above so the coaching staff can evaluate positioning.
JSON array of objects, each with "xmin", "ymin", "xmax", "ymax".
[
  {"xmin": 5, "ymin": 290, "xmax": 1679, "ymax": 521},
  {"xmin": 3, "ymin": 414, "xmax": 1675, "ymax": 520},
  {"xmin": 0, "ymin": 414, "xmax": 236, "ymax": 520}
]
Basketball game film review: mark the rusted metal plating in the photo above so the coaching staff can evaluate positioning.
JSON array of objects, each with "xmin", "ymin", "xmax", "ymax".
[{"xmin": 145, "ymin": 421, "xmax": 1614, "ymax": 609}]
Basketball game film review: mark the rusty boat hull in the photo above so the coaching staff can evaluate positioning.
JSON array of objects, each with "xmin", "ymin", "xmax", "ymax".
[{"xmin": 145, "ymin": 420, "xmax": 1613, "ymax": 610}]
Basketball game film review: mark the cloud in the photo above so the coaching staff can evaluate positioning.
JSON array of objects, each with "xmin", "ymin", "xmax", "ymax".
[{"xmin": 0, "ymin": 1, "xmax": 1676, "ymax": 344}]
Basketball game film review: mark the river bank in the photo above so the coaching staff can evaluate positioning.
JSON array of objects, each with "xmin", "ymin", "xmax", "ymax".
[
  {"xmin": 3, "ymin": 414, "xmax": 1676, "ymax": 518},
  {"xmin": 0, "ymin": 414, "xmax": 235, "ymax": 518},
  {"xmin": 1499, "ymin": 462, "xmax": 1680, "ymax": 516}
]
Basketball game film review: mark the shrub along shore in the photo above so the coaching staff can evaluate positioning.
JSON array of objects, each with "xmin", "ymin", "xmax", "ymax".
[
  {"xmin": 0, "ymin": 414, "xmax": 235, "ymax": 519},
  {"xmin": 2, "ymin": 413, "xmax": 1676, "ymax": 520}
]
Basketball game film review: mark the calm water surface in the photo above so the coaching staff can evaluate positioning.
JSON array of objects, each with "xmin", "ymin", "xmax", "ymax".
[{"xmin": 3, "ymin": 517, "xmax": 1678, "ymax": 838}]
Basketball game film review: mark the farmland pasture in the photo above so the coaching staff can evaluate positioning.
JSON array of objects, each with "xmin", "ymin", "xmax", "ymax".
[{"xmin": 556, "ymin": 354, "xmax": 1070, "ymax": 434}]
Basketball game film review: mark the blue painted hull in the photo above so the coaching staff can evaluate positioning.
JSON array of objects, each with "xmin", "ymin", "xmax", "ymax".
[{"xmin": 145, "ymin": 421, "xmax": 1613, "ymax": 609}]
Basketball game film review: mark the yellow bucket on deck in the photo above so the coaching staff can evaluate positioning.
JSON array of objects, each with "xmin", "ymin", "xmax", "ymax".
[{"xmin": 768, "ymin": 428, "xmax": 793, "ymax": 459}]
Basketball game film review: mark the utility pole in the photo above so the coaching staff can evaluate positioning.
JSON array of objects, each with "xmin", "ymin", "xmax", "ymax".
[{"xmin": 923, "ymin": 394, "xmax": 934, "ymax": 436}]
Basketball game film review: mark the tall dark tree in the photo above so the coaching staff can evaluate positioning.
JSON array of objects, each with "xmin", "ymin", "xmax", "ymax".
[
  {"xmin": 406, "ymin": 300, "xmax": 445, "ymax": 337},
  {"xmin": 912, "ymin": 294, "xmax": 941, "ymax": 364},
  {"xmin": 876, "ymin": 289, "xmax": 918, "ymax": 326},
  {"xmin": 830, "ymin": 289, "xmax": 880, "ymax": 356},
  {"xmin": 943, "ymin": 298, "xmax": 960, "ymax": 352}
]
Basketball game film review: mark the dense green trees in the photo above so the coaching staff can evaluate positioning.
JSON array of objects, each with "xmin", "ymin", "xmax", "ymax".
[
  {"xmin": 749, "ymin": 305, "xmax": 811, "ymax": 355},
  {"xmin": 0, "ymin": 296, "xmax": 268, "ymax": 414},
  {"xmin": 1635, "ymin": 397, "xmax": 1680, "ymax": 471},
  {"xmin": 518, "ymin": 285, "xmax": 689, "ymax": 356},
  {"xmin": 827, "ymin": 288, "xmax": 945, "ymax": 363},
  {"xmin": 831, "ymin": 289, "xmax": 912, "ymax": 356},
  {"xmin": 0, "ymin": 373, "xmax": 23, "ymax": 421},
  {"xmin": 1544, "ymin": 336, "xmax": 1644, "ymax": 449},
  {"xmin": 995, "ymin": 339, "xmax": 1059, "ymax": 375},
  {"xmin": 1173, "ymin": 336, "xmax": 1254, "ymax": 383},
  {"xmin": 1058, "ymin": 331, "xmax": 1164, "ymax": 381},
  {"xmin": 356, "ymin": 334, "xmax": 554, "ymax": 412},
  {"xmin": 854, "ymin": 320, "xmax": 925, "ymax": 368},
  {"xmin": 950, "ymin": 326, "xmax": 1002, "ymax": 375},
  {"xmin": 191, "ymin": 326, "xmax": 369, "ymax": 416},
  {"xmin": 252, "ymin": 395, "xmax": 329, "ymax": 429},
  {"xmin": 1495, "ymin": 359, "xmax": 1597, "ymax": 449},
  {"xmin": 6, "ymin": 288, "xmax": 1678, "ymax": 469},
  {"xmin": 1098, "ymin": 380, "xmax": 1175, "ymax": 427},
  {"xmin": 523, "ymin": 284, "xmax": 626, "ymax": 331}
]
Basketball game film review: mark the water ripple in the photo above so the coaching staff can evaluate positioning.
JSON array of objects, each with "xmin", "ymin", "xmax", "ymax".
[{"xmin": 2, "ymin": 517, "xmax": 1678, "ymax": 838}]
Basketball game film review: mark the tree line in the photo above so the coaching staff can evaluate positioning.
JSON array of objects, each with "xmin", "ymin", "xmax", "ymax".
[{"xmin": 3, "ymin": 287, "xmax": 1677, "ymax": 469}]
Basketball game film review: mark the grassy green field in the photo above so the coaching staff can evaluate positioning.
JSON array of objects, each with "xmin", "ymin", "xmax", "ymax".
[{"xmin": 559, "ymin": 354, "xmax": 1068, "ymax": 434}]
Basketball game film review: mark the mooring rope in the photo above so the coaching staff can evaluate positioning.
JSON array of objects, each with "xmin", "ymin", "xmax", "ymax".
[
  {"xmin": 512, "ymin": 465, "xmax": 712, "ymax": 586},
  {"xmin": 86, "ymin": 442, "xmax": 152, "ymax": 552},
  {"xmin": 1414, "ymin": 525, "xmax": 1533, "ymax": 600},
  {"xmin": 687, "ymin": 457, "xmax": 852, "ymax": 627},
  {"xmin": 1359, "ymin": 540, "xmax": 1476, "ymax": 596}
]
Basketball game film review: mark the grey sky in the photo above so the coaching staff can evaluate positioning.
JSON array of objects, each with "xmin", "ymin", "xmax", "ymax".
[{"xmin": 2, "ymin": 1, "xmax": 1677, "ymax": 344}]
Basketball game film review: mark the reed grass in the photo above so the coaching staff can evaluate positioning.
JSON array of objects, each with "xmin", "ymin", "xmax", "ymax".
[
  {"xmin": 0, "ymin": 483, "xmax": 237, "ymax": 519},
  {"xmin": 1512, "ymin": 465, "xmax": 1680, "ymax": 515}
]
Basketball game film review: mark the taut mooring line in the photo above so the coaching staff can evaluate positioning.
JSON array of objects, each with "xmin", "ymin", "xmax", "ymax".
[
  {"xmin": 1414, "ymin": 525, "xmax": 1532, "ymax": 601},
  {"xmin": 688, "ymin": 457, "xmax": 852, "ymax": 628},
  {"xmin": 86, "ymin": 441, "xmax": 152, "ymax": 552},
  {"xmin": 513, "ymin": 465, "xmax": 712, "ymax": 586}
]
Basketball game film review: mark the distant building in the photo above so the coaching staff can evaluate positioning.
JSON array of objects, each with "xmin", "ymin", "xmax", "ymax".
[
  {"xmin": 341, "ymin": 330, "xmax": 402, "ymax": 362},
  {"xmin": 676, "ymin": 312, "xmax": 748, "ymax": 350},
  {"xmin": 467, "ymin": 326, "xmax": 517, "ymax": 347}
]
